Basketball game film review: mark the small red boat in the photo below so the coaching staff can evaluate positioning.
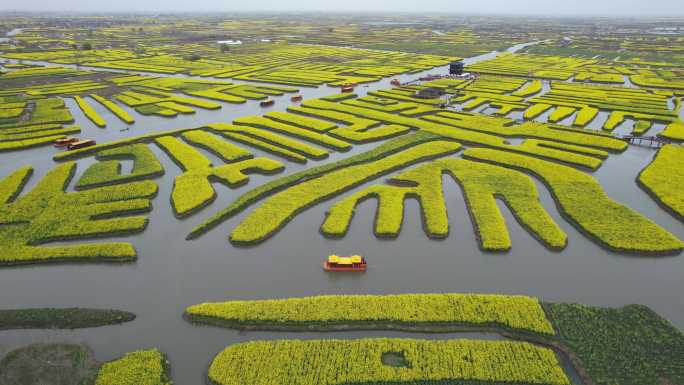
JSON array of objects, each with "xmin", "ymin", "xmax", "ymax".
[
  {"xmin": 290, "ymin": 94, "xmax": 303, "ymax": 102},
  {"xmin": 341, "ymin": 86, "xmax": 355, "ymax": 93},
  {"xmin": 260, "ymin": 99, "xmax": 275, "ymax": 107},
  {"xmin": 54, "ymin": 137, "xmax": 78, "ymax": 148},
  {"xmin": 419, "ymin": 74, "xmax": 442, "ymax": 81},
  {"xmin": 67, "ymin": 139, "xmax": 96, "ymax": 150},
  {"xmin": 390, "ymin": 79, "xmax": 402, "ymax": 86},
  {"xmin": 323, "ymin": 255, "xmax": 367, "ymax": 272}
]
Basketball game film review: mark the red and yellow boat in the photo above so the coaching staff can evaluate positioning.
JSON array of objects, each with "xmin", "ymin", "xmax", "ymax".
[{"xmin": 323, "ymin": 255, "xmax": 367, "ymax": 272}]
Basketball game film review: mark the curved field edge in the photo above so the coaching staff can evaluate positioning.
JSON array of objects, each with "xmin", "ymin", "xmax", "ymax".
[
  {"xmin": 207, "ymin": 338, "xmax": 571, "ymax": 385},
  {"xmin": 461, "ymin": 148, "xmax": 684, "ymax": 255},
  {"xmin": 0, "ymin": 308, "xmax": 135, "ymax": 330},
  {"xmin": 94, "ymin": 348, "xmax": 171, "ymax": 385},
  {"xmin": 316, "ymin": 158, "xmax": 567, "ymax": 251},
  {"xmin": 0, "ymin": 345, "xmax": 171, "ymax": 385},
  {"xmin": 228, "ymin": 140, "xmax": 461, "ymax": 245},
  {"xmin": 185, "ymin": 293, "xmax": 554, "ymax": 335},
  {"xmin": 185, "ymin": 294, "xmax": 684, "ymax": 385},
  {"xmin": 186, "ymin": 131, "xmax": 444, "ymax": 239},
  {"xmin": 636, "ymin": 145, "xmax": 684, "ymax": 222},
  {"xmin": 0, "ymin": 162, "xmax": 157, "ymax": 266}
]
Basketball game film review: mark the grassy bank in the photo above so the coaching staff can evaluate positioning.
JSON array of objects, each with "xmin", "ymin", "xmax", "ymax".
[{"xmin": 0, "ymin": 308, "xmax": 135, "ymax": 330}]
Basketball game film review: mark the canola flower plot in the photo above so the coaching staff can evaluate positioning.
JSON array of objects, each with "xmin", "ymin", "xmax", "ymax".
[
  {"xmin": 0, "ymin": 97, "xmax": 79, "ymax": 152},
  {"xmin": 233, "ymin": 115, "xmax": 351, "ymax": 151},
  {"xmin": 463, "ymin": 148, "xmax": 684, "ymax": 254},
  {"xmin": 53, "ymin": 126, "xmax": 199, "ymax": 161},
  {"xmin": 3, "ymin": 84, "xmax": 671, "ymax": 256},
  {"xmin": 91, "ymin": 94, "xmax": 135, "ymax": 125},
  {"xmin": 229, "ymin": 140, "xmax": 461, "ymax": 245},
  {"xmin": 287, "ymin": 105, "xmax": 409, "ymax": 143},
  {"xmin": 321, "ymin": 158, "xmax": 567, "ymax": 250},
  {"xmin": 2, "ymin": 43, "xmax": 453, "ymax": 87},
  {"xmin": 0, "ymin": 163, "xmax": 157, "ymax": 266},
  {"xmin": 186, "ymin": 293, "xmax": 555, "ymax": 335},
  {"xmin": 155, "ymin": 135, "xmax": 284, "ymax": 217},
  {"xmin": 187, "ymin": 291, "xmax": 683, "ymax": 385},
  {"xmin": 425, "ymin": 112, "xmax": 627, "ymax": 152},
  {"xmin": 208, "ymin": 338, "xmax": 570, "ymax": 385},
  {"xmin": 76, "ymin": 144, "xmax": 165, "ymax": 190},
  {"xmin": 95, "ymin": 349, "xmax": 171, "ymax": 385},
  {"xmin": 321, "ymin": 182, "xmax": 447, "ymax": 239},
  {"xmin": 513, "ymin": 80, "xmax": 543, "ymax": 97},
  {"xmin": 660, "ymin": 121, "xmax": 684, "ymax": 141},
  {"xmin": 524, "ymin": 103, "xmax": 553, "ymax": 120},
  {"xmin": 188, "ymin": 132, "xmax": 442, "ymax": 239},
  {"xmin": 209, "ymin": 123, "xmax": 330, "ymax": 161},
  {"xmin": 573, "ymin": 107, "xmax": 599, "ymax": 127},
  {"xmin": 462, "ymin": 54, "xmax": 680, "ymax": 132},
  {"xmin": 0, "ymin": 79, "xmax": 107, "ymax": 97},
  {"xmin": 264, "ymin": 111, "xmax": 338, "ymax": 132},
  {"xmin": 74, "ymin": 96, "xmax": 106, "ymax": 128},
  {"xmin": 216, "ymin": 131, "xmax": 308, "ymax": 164},
  {"xmin": 638, "ymin": 144, "xmax": 684, "ymax": 220},
  {"xmin": 302, "ymin": 98, "xmax": 627, "ymax": 163},
  {"xmin": 181, "ymin": 130, "xmax": 253, "ymax": 163}
]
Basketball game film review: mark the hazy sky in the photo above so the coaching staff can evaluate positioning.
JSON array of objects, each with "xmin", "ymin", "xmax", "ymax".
[{"xmin": 3, "ymin": 0, "xmax": 684, "ymax": 17}]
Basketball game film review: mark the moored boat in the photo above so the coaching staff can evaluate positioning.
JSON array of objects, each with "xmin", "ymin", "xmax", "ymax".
[
  {"xmin": 323, "ymin": 255, "xmax": 367, "ymax": 272},
  {"xmin": 419, "ymin": 74, "xmax": 442, "ymax": 81},
  {"xmin": 260, "ymin": 99, "xmax": 275, "ymax": 107},
  {"xmin": 67, "ymin": 139, "xmax": 96, "ymax": 150},
  {"xmin": 341, "ymin": 86, "xmax": 355, "ymax": 93},
  {"xmin": 54, "ymin": 137, "xmax": 78, "ymax": 147},
  {"xmin": 290, "ymin": 94, "xmax": 303, "ymax": 102},
  {"xmin": 390, "ymin": 79, "xmax": 401, "ymax": 86}
]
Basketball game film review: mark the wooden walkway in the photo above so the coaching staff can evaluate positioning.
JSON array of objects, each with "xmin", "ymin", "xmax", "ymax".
[{"xmin": 622, "ymin": 135, "xmax": 672, "ymax": 148}]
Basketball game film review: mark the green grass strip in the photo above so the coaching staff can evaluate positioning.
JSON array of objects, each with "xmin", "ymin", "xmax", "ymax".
[
  {"xmin": 0, "ymin": 308, "xmax": 135, "ymax": 330},
  {"xmin": 546, "ymin": 303, "xmax": 684, "ymax": 385}
]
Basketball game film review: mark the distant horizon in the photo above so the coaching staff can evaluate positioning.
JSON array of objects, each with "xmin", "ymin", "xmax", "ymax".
[
  {"xmin": 1, "ymin": 11, "xmax": 684, "ymax": 22},
  {"xmin": 2, "ymin": 10, "xmax": 684, "ymax": 19},
  {"xmin": 2, "ymin": 0, "xmax": 684, "ymax": 18}
]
